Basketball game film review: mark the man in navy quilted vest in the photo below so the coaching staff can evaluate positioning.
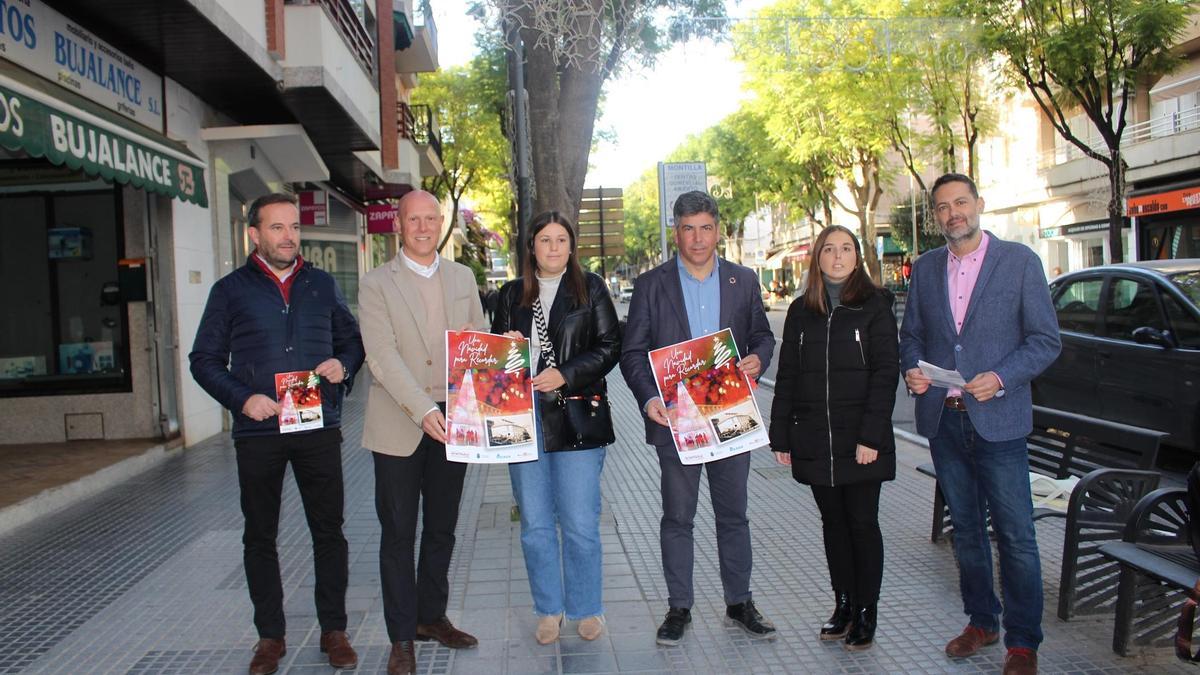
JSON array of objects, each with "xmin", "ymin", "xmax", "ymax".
[{"xmin": 190, "ymin": 193, "xmax": 365, "ymax": 675}]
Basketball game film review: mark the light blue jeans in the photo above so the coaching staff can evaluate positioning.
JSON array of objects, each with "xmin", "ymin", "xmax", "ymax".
[{"xmin": 508, "ymin": 423, "xmax": 607, "ymax": 619}]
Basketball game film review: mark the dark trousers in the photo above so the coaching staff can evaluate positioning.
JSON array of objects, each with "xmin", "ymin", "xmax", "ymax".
[
  {"xmin": 810, "ymin": 481, "xmax": 884, "ymax": 605},
  {"xmin": 656, "ymin": 443, "xmax": 753, "ymax": 608},
  {"xmin": 234, "ymin": 427, "xmax": 348, "ymax": 639},
  {"xmin": 373, "ymin": 410, "xmax": 468, "ymax": 642}
]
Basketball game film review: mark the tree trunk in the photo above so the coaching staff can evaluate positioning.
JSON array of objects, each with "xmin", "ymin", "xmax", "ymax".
[
  {"xmin": 521, "ymin": 31, "xmax": 568, "ymax": 219},
  {"xmin": 1108, "ymin": 148, "xmax": 1127, "ymax": 263}
]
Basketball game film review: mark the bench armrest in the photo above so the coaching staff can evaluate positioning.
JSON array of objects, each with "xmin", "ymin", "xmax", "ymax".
[
  {"xmin": 1067, "ymin": 468, "xmax": 1161, "ymax": 526},
  {"xmin": 1123, "ymin": 487, "xmax": 1189, "ymax": 544}
]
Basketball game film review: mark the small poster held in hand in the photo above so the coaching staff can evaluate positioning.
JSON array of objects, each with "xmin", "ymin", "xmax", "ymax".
[
  {"xmin": 276, "ymin": 370, "xmax": 324, "ymax": 433},
  {"xmin": 445, "ymin": 330, "xmax": 538, "ymax": 464},
  {"xmin": 649, "ymin": 328, "xmax": 768, "ymax": 465}
]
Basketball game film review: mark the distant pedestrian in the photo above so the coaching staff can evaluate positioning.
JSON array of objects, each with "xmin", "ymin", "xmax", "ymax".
[
  {"xmin": 900, "ymin": 173, "xmax": 1060, "ymax": 675},
  {"xmin": 358, "ymin": 190, "xmax": 486, "ymax": 675},
  {"xmin": 769, "ymin": 225, "xmax": 898, "ymax": 651},
  {"xmin": 189, "ymin": 193, "xmax": 365, "ymax": 675},
  {"xmin": 492, "ymin": 211, "xmax": 622, "ymax": 644},
  {"xmin": 620, "ymin": 190, "xmax": 777, "ymax": 646}
]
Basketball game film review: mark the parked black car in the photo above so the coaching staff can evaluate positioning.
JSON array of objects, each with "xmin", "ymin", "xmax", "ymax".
[{"xmin": 1033, "ymin": 259, "xmax": 1200, "ymax": 452}]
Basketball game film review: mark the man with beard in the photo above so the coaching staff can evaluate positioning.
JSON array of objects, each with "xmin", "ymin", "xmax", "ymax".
[
  {"xmin": 899, "ymin": 173, "xmax": 1060, "ymax": 675},
  {"xmin": 190, "ymin": 193, "xmax": 364, "ymax": 675}
]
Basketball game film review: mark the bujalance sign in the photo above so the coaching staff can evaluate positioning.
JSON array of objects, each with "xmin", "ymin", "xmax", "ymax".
[
  {"xmin": 0, "ymin": 79, "xmax": 208, "ymax": 206},
  {"xmin": 0, "ymin": 0, "xmax": 164, "ymax": 130}
]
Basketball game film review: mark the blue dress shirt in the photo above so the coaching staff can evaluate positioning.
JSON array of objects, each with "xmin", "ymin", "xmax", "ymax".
[{"xmin": 677, "ymin": 255, "xmax": 720, "ymax": 339}]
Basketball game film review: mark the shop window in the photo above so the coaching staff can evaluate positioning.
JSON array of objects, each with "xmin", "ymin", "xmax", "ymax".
[
  {"xmin": 0, "ymin": 176, "xmax": 129, "ymax": 396},
  {"xmin": 302, "ymin": 239, "xmax": 360, "ymax": 314},
  {"xmin": 1054, "ymin": 277, "xmax": 1103, "ymax": 335}
]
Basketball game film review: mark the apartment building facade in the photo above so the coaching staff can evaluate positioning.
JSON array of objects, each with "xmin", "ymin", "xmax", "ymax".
[{"xmin": 0, "ymin": 0, "xmax": 442, "ymax": 446}]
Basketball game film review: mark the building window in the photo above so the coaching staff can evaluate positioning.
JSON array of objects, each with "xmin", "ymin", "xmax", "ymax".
[{"xmin": 0, "ymin": 167, "xmax": 130, "ymax": 397}]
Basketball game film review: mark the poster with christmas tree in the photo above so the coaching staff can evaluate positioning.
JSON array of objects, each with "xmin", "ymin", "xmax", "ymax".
[
  {"xmin": 649, "ymin": 328, "xmax": 767, "ymax": 464},
  {"xmin": 445, "ymin": 330, "xmax": 537, "ymax": 464},
  {"xmin": 275, "ymin": 370, "xmax": 323, "ymax": 433}
]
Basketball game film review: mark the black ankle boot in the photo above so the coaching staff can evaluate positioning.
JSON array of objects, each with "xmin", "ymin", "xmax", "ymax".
[
  {"xmin": 819, "ymin": 591, "xmax": 853, "ymax": 640},
  {"xmin": 844, "ymin": 604, "xmax": 877, "ymax": 650}
]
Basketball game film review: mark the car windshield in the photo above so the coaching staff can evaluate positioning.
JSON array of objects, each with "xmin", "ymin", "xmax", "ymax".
[{"xmin": 1168, "ymin": 271, "xmax": 1200, "ymax": 308}]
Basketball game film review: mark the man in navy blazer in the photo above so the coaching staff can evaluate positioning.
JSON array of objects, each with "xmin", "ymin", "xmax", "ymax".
[
  {"xmin": 620, "ymin": 191, "xmax": 776, "ymax": 646},
  {"xmin": 900, "ymin": 174, "xmax": 1060, "ymax": 675}
]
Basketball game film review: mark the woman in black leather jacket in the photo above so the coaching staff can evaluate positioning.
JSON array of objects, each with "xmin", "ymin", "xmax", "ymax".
[
  {"xmin": 492, "ymin": 211, "xmax": 621, "ymax": 645},
  {"xmin": 769, "ymin": 225, "xmax": 899, "ymax": 652}
]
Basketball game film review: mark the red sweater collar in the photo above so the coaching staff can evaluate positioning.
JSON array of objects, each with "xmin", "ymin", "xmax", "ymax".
[{"xmin": 249, "ymin": 251, "xmax": 305, "ymax": 303}]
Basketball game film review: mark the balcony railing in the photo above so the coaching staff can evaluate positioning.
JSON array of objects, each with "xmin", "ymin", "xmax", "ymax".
[
  {"xmin": 1038, "ymin": 104, "xmax": 1200, "ymax": 169},
  {"xmin": 287, "ymin": 0, "xmax": 376, "ymax": 76},
  {"xmin": 398, "ymin": 102, "xmax": 444, "ymax": 163}
]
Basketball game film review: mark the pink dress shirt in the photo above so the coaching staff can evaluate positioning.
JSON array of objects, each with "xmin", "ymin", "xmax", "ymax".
[{"xmin": 946, "ymin": 233, "xmax": 990, "ymax": 397}]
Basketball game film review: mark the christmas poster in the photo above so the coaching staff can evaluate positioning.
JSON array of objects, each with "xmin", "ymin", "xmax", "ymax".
[
  {"xmin": 445, "ymin": 330, "xmax": 538, "ymax": 464},
  {"xmin": 275, "ymin": 370, "xmax": 324, "ymax": 433},
  {"xmin": 649, "ymin": 328, "xmax": 767, "ymax": 464}
]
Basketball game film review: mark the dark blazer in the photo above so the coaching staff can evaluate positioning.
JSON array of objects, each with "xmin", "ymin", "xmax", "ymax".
[
  {"xmin": 769, "ymin": 288, "xmax": 899, "ymax": 486},
  {"xmin": 492, "ymin": 271, "xmax": 621, "ymax": 452},
  {"xmin": 899, "ymin": 232, "xmax": 1061, "ymax": 441},
  {"xmin": 620, "ymin": 256, "xmax": 774, "ymax": 446},
  {"xmin": 189, "ymin": 257, "xmax": 365, "ymax": 438}
]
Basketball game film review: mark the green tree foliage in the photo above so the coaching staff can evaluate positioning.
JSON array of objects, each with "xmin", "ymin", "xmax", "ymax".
[
  {"xmin": 619, "ymin": 166, "xmax": 664, "ymax": 270},
  {"xmin": 735, "ymin": 0, "xmax": 899, "ymax": 277},
  {"xmin": 889, "ymin": 197, "xmax": 945, "ymax": 256},
  {"xmin": 884, "ymin": 0, "xmax": 998, "ymax": 188},
  {"xmin": 412, "ymin": 47, "xmax": 511, "ymax": 253},
  {"xmin": 493, "ymin": 0, "xmax": 726, "ymax": 222},
  {"xmin": 967, "ymin": 0, "xmax": 1195, "ymax": 263}
]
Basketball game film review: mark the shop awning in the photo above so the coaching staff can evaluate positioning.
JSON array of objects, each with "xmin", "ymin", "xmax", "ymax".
[
  {"xmin": 0, "ymin": 66, "xmax": 208, "ymax": 207},
  {"xmin": 764, "ymin": 244, "xmax": 808, "ymax": 269}
]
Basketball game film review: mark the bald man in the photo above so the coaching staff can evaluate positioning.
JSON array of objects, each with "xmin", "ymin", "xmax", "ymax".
[{"xmin": 359, "ymin": 190, "xmax": 486, "ymax": 674}]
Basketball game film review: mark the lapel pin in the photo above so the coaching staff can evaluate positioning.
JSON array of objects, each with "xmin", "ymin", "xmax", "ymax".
[{"xmin": 729, "ymin": 276, "xmax": 737, "ymax": 284}]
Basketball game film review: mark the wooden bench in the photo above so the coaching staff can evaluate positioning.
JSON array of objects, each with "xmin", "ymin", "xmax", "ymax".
[
  {"xmin": 1098, "ymin": 488, "xmax": 1199, "ymax": 655},
  {"xmin": 915, "ymin": 405, "xmax": 1166, "ymax": 620}
]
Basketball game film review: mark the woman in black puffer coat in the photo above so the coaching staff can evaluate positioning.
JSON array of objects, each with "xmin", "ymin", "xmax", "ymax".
[{"xmin": 769, "ymin": 225, "xmax": 899, "ymax": 652}]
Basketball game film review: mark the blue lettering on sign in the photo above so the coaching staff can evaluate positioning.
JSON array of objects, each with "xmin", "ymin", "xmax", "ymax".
[
  {"xmin": 53, "ymin": 32, "xmax": 143, "ymax": 106},
  {"xmin": 0, "ymin": 2, "xmax": 38, "ymax": 49}
]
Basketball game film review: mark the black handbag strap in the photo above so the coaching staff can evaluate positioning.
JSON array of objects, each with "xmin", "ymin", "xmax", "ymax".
[{"xmin": 532, "ymin": 298, "xmax": 558, "ymax": 369}]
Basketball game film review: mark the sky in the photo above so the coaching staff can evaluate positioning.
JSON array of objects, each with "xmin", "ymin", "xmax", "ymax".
[{"xmin": 430, "ymin": 1, "xmax": 768, "ymax": 190}]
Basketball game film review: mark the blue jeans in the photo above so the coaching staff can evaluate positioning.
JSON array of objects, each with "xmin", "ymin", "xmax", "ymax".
[
  {"xmin": 509, "ymin": 430, "xmax": 606, "ymax": 619},
  {"xmin": 928, "ymin": 409, "xmax": 1044, "ymax": 650}
]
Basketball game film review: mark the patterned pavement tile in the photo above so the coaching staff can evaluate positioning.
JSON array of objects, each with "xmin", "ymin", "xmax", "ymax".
[{"xmin": 0, "ymin": 374, "xmax": 1188, "ymax": 673}]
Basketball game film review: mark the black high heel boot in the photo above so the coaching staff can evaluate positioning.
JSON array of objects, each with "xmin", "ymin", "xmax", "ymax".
[
  {"xmin": 819, "ymin": 591, "xmax": 853, "ymax": 640},
  {"xmin": 844, "ymin": 603, "xmax": 877, "ymax": 651}
]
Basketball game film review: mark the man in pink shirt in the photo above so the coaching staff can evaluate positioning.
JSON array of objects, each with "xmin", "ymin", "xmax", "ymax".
[{"xmin": 900, "ymin": 174, "xmax": 1061, "ymax": 675}]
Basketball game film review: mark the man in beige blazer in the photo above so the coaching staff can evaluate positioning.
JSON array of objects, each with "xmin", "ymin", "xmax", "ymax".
[{"xmin": 358, "ymin": 190, "xmax": 485, "ymax": 675}]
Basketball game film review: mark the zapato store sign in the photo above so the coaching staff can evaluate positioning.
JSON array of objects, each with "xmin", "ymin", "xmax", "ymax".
[{"xmin": 0, "ymin": 0, "xmax": 165, "ymax": 131}]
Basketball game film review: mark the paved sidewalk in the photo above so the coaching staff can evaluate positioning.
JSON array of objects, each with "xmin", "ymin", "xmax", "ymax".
[{"xmin": 0, "ymin": 376, "xmax": 1186, "ymax": 674}]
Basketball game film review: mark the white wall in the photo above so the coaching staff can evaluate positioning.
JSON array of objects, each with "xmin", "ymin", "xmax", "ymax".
[{"xmin": 165, "ymin": 77, "xmax": 225, "ymax": 447}]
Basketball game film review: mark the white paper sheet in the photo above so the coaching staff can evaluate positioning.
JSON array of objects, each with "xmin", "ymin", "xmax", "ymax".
[{"xmin": 918, "ymin": 360, "xmax": 967, "ymax": 389}]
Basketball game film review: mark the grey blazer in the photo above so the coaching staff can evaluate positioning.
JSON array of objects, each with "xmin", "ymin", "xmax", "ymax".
[
  {"xmin": 899, "ymin": 232, "xmax": 1061, "ymax": 442},
  {"xmin": 620, "ymin": 256, "xmax": 775, "ymax": 446}
]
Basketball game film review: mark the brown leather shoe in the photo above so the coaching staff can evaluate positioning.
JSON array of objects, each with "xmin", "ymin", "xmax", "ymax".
[
  {"xmin": 387, "ymin": 640, "xmax": 416, "ymax": 675},
  {"xmin": 1003, "ymin": 647, "xmax": 1038, "ymax": 675},
  {"xmin": 945, "ymin": 624, "xmax": 1000, "ymax": 658},
  {"xmin": 248, "ymin": 638, "xmax": 285, "ymax": 675},
  {"xmin": 416, "ymin": 616, "xmax": 478, "ymax": 648},
  {"xmin": 319, "ymin": 630, "xmax": 358, "ymax": 669}
]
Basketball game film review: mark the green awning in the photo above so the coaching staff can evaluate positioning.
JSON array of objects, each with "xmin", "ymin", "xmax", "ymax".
[
  {"xmin": 879, "ymin": 233, "xmax": 904, "ymax": 256},
  {"xmin": 0, "ymin": 66, "xmax": 208, "ymax": 207},
  {"xmin": 393, "ymin": 11, "xmax": 414, "ymax": 50}
]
